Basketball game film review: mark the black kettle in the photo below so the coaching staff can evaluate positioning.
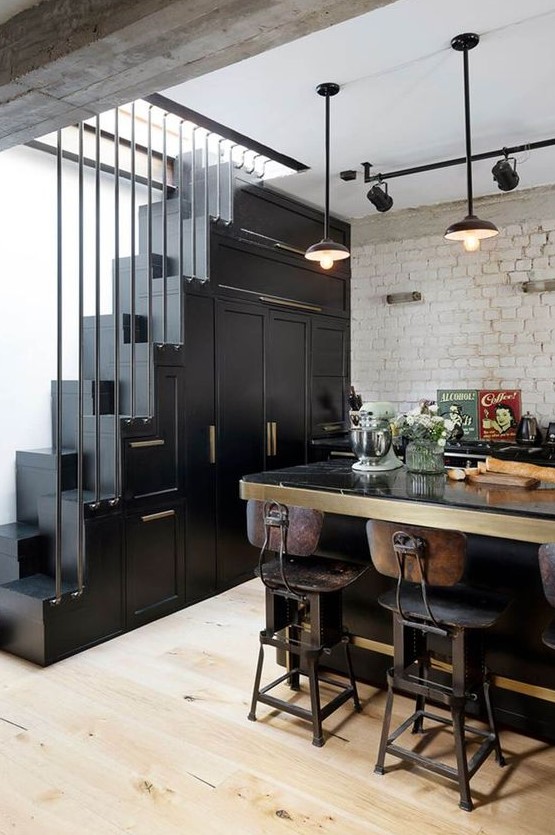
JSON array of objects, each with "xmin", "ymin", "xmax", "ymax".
[{"xmin": 516, "ymin": 412, "xmax": 543, "ymax": 445}]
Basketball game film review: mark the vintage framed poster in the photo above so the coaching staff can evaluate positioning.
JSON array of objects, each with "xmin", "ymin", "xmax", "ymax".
[
  {"xmin": 478, "ymin": 389, "xmax": 522, "ymax": 442},
  {"xmin": 436, "ymin": 389, "xmax": 479, "ymax": 440}
]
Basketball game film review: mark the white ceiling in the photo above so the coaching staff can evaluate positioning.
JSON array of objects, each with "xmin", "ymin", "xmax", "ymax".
[{"xmin": 162, "ymin": 0, "xmax": 555, "ymax": 221}]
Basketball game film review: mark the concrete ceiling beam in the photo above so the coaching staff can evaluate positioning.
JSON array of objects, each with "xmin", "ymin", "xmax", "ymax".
[{"xmin": 0, "ymin": 0, "xmax": 393, "ymax": 150}]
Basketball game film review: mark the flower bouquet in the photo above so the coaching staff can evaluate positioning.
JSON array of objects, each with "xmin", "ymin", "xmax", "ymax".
[{"xmin": 394, "ymin": 401, "xmax": 453, "ymax": 473}]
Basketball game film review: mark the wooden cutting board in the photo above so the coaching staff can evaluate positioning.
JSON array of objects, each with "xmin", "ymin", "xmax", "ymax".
[{"xmin": 467, "ymin": 472, "xmax": 540, "ymax": 489}]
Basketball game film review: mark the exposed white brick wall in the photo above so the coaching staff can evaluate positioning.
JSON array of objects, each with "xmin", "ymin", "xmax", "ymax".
[{"xmin": 350, "ymin": 185, "xmax": 555, "ymax": 429}]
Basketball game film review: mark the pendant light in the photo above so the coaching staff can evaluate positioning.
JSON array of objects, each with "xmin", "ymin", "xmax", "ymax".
[
  {"xmin": 305, "ymin": 82, "xmax": 350, "ymax": 270},
  {"xmin": 444, "ymin": 33, "xmax": 498, "ymax": 253}
]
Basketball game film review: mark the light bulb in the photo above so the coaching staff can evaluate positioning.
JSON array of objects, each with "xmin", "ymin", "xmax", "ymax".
[
  {"xmin": 463, "ymin": 235, "xmax": 480, "ymax": 252},
  {"xmin": 319, "ymin": 254, "xmax": 334, "ymax": 269}
]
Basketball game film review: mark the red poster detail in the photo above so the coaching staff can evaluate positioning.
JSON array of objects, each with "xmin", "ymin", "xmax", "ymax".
[{"xmin": 478, "ymin": 390, "xmax": 522, "ymax": 441}]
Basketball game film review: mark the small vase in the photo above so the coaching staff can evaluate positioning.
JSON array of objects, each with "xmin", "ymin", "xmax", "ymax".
[{"xmin": 405, "ymin": 439, "xmax": 444, "ymax": 474}]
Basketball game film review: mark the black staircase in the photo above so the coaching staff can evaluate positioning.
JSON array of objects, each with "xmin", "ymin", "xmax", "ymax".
[{"xmin": 0, "ymin": 249, "xmax": 185, "ymax": 665}]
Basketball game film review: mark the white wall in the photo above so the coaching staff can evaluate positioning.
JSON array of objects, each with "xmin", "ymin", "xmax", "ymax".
[
  {"xmin": 0, "ymin": 145, "xmax": 148, "ymax": 524},
  {"xmin": 350, "ymin": 185, "xmax": 555, "ymax": 430}
]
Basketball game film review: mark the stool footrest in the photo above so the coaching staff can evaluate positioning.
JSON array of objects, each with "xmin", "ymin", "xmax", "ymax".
[
  {"xmin": 255, "ymin": 669, "xmax": 356, "ymax": 725},
  {"xmin": 385, "ymin": 708, "xmax": 498, "ymax": 783}
]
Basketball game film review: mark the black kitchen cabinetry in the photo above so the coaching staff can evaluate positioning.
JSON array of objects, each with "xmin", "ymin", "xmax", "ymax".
[
  {"xmin": 184, "ymin": 293, "xmax": 348, "ymax": 600},
  {"xmin": 178, "ymin": 182, "xmax": 350, "ymax": 602},
  {"xmin": 0, "ymin": 179, "xmax": 350, "ymax": 665}
]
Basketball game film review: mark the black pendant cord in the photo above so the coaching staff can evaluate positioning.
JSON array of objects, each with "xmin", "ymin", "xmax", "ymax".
[
  {"xmin": 324, "ymin": 90, "xmax": 330, "ymax": 240},
  {"xmin": 462, "ymin": 43, "xmax": 474, "ymax": 218}
]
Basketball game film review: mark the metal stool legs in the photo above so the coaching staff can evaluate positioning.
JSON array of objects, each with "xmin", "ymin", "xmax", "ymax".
[
  {"xmin": 248, "ymin": 591, "xmax": 361, "ymax": 746},
  {"xmin": 373, "ymin": 619, "xmax": 506, "ymax": 812}
]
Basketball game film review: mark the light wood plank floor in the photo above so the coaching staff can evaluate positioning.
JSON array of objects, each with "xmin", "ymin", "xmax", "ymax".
[{"xmin": 1, "ymin": 579, "xmax": 554, "ymax": 834}]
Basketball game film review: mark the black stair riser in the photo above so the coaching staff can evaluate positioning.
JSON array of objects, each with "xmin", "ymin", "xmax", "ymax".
[
  {"xmin": 16, "ymin": 450, "xmax": 77, "ymax": 526},
  {"xmin": 37, "ymin": 495, "xmax": 81, "ymax": 586}
]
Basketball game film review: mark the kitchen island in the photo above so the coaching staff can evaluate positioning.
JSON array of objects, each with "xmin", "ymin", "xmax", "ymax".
[{"xmin": 240, "ymin": 461, "xmax": 555, "ymax": 741}]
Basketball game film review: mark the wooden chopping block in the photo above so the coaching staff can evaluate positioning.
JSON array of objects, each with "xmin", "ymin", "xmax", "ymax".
[
  {"xmin": 485, "ymin": 456, "xmax": 555, "ymax": 483},
  {"xmin": 467, "ymin": 471, "xmax": 540, "ymax": 489}
]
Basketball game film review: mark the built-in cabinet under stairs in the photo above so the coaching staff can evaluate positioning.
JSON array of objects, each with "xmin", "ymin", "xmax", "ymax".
[
  {"xmin": 0, "ymin": 253, "xmax": 186, "ymax": 665},
  {"xmin": 0, "ymin": 154, "xmax": 352, "ymax": 666}
]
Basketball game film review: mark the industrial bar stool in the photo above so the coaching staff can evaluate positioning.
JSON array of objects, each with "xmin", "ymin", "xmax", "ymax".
[
  {"xmin": 366, "ymin": 520, "xmax": 511, "ymax": 811},
  {"xmin": 247, "ymin": 499, "xmax": 368, "ymax": 746},
  {"xmin": 538, "ymin": 543, "xmax": 555, "ymax": 649}
]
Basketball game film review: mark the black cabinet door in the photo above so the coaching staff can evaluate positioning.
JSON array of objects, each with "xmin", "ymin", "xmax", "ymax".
[
  {"xmin": 266, "ymin": 310, "xmax": 309, "ymax": 469},
  {"xmin": 215, "ymin": 299, "xmax": 266, "ymax": 590},
  {"xmin": 184, "ymin": 293, "xmax": 217, "ymax": 603},
  {"xmin": 123, "ymin": 364, "xmax": 185, "ymax": 503},
  {"xmin": 125, "ymin": 501, "xmax": 185, "ymax": 628},
  {"xmin": 311, "ymin": 317, "xmax": 350, "ymax": 436}
]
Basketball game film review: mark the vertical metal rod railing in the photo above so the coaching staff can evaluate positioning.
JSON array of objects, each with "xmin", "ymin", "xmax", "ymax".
[
  {"xmin": 130, "ymin": 102, "xmax": 137, "ymax": 417},
  {"xmin": 178, "ymin": 120, "xmax": 184, "ymax": 340},
  {"xmin": 76, "ymin": 122, "xmax": 85, "ymax": 594},
  {"xmin": 94, "ymin": 116, "xmax": 101, "ymax": 503},
  {"xmin": 215, "ymin": 138, "xmax": 223, "ymax": 222},
  {"xmin": 147, "ymin": 106, "xmax": 154, "ymax": 415},
  {"xmin": 54, "ymin": 128, "xmax": 63, "ymax": 604},
  {"xmin": 203, "ymin": 131, "xmax": 210, "ymax": 283},
  {"xmin": 114, "ymin": 108, "xmax": 121, "ymax": 496},
  {"xmin": 191, "ymin": 126, "xmax": 198, "ymax": 279},
  {"xmin": 227, "ymin": 142, "xmax": 236, "ymax": 226},
  {"xmin": 162, "ymin": 111, "xmax": 168, "ymax": 343}
]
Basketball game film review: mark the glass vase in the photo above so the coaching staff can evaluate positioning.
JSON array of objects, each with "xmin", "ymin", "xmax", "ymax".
[
  {"xmin": 405, "ymin": 439, "xmax": 444, "ymax": 474},
  {"xmin": 406, "ymin": 472, "xmax": 446, "ymax": 499}
]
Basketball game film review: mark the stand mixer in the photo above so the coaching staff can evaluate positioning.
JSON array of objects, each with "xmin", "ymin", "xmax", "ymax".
[{"xmin": 350, "ymin": 401, "xmax": 403, "ymax": 472}]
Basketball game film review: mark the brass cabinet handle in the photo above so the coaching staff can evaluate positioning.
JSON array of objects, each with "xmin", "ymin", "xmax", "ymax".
[
  {"xmin": 259, "ymin": 295, "xmax": 322, "ymax": 313},
  {"xmin": 330, "ymin": 451, "xmax": 355, "ymax": 458},
  {"xmin": 129, "ymin": 439, "xmax": 165, "ymax": 449},
  {"xmin": 266, "ymin": 422, "xmax": 273, "ymax": 457},
  {"xmin": 141, "ymin": 509, "xmax": 176, "ymax": 523},
  {"xmin": 209, "ymin": 425, "xmax": 216, "ymax": 464},
  {"xmin": 273, "ymin": 242, "xmax": 306, "ymax": 256},
  {"xmin": 272, "ymin": 422, "xmax": 277, "ymax": 457}
]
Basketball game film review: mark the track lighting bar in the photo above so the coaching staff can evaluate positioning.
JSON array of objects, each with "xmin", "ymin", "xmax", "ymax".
[{"xmin": 357, "ymin": 136, "xmax": 555, "ymax": 184}]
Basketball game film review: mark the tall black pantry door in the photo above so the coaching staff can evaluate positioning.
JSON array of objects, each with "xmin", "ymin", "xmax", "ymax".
[
  {"xmin": 215, "ymin": 299, "xmax": 309, "ymax": 590},
  {"xmin": 266, "ymin": 309, "xmax": 309, "ymax": 470}
]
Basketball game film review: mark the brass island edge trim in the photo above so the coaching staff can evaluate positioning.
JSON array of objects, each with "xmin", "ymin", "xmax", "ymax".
[
  {"xmin": 351, "ymin": 636, "xmax": 555, "ymax": 703},
  {"xmin": 239, "ymin": 480, "xmax": 555, "ymax": 544}
]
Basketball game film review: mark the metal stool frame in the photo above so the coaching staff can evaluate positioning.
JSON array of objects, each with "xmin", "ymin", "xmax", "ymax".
[
  {"xmin": 247, "ymin": 500, "xmax": 364, "ymax": 747},
  {"xmin": 368, "ymin": 522, "xmax": 508, "ymax": 812}
]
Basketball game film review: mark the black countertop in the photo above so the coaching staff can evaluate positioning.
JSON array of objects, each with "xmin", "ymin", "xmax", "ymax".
[{"xmin": 241, "ymin": 461, "xmax": 555, "ymax": 542}]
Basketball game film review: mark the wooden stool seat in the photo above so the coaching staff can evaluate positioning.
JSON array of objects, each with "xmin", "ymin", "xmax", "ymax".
[
  {"xmin": 367, "ymin": 519, "xmax": 511, "ymax": 812},
  {"xmin": 247, "ymin": 499, "xmax": 367, "ymax": 747},
  {"xmin": 255, "ymin": 556, "xmax": 365, "ymax": 595},
  {"xmin": 379, "ymin": 584, "xmax": 510, "ymax": 630}
]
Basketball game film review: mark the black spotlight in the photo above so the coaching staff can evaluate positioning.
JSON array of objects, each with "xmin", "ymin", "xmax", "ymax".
[
  {"xmin": 367, "ymin": 180, "xmax": 393, "ymax": 212},
  {"xmin": 492, "ymin": 156, "xmax": 519, "ymax": 192}
]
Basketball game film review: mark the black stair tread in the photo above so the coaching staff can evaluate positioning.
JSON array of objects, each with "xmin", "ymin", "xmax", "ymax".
[
  {"xmin": 0, "ymin": 523, "xmax": 41, "ymax": 559},
  {"xmin": 16, "ymin": 447, "xmax": 77, "ymax": 459},
  {"xmin": 0, "ymin": 522, "xmax": 40, "ymax": 541},
  {"xmin": 0, "ymin": 573, "xmax": 74, "ymax": 601}
]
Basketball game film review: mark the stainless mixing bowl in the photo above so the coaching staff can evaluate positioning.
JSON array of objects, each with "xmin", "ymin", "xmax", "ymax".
[{"xmin": 350, "ymin": 420, "xmax": 392, "ymax": 467}]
